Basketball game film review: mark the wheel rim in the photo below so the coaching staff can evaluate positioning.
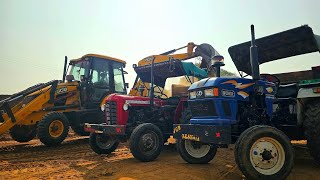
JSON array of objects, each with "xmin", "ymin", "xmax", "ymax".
[
  {"xmin": 49, "ymin": 120, "xmax": 64, "ymax": 138},
  {"xmin": 184, "ymin": 140, "xmax": 211, "ymax": 158},
  {"xmin": 250, "ymin": 137, "xmax": 285, "ymax": 175},
  {"xmin": 96, "ymin": 134, "xmax": 116, "ymax": 150},
  {"xmin": 138, "ymin": 131, "xmax": 159, "ymax": 155}
]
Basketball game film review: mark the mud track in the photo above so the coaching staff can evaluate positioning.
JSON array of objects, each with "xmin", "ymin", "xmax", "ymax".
[{"xmin": 0, "ymin": 136, "xmax": 319, "ymax": 179}]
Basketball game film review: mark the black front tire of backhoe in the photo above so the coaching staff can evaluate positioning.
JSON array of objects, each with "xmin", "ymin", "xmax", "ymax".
[
  {"xmin": 37, "ymin": 112, "xmax": 69, "ymax": 146},
  {"xmin": 9, "ymin": 125, "xmax": 37, "ymax": 142},
  {"xmin": 72, "ymin": 124, "xmax": 90, "ymax": 136},
  {"xmin": 303, "ymin": 99, "xmax": 320, "ymax": 164},
  {"xmin": 72, "ymin": 112, "xmax": 105, "ymax": 136}
]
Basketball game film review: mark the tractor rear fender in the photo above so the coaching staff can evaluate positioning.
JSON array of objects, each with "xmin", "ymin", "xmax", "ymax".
[
  {"xmin": 297, "ymin": 88, "xmax": 320, "ymax": 126},
  {"xmin": 297, "ymin": 88, "xmax": 320, "ymax": 99}
]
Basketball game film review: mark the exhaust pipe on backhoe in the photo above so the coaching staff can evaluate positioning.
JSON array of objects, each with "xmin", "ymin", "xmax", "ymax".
[
  {"xmin": 150, "ymin": 57, "xmax": 155, "ymax": 107},
  {"xmin": 62, "ymin": 56, "xmax": 68, "ymax": 82},
  {"xmin": 250, "ymin": 25, "xmax": 260, "ymax": 80}
]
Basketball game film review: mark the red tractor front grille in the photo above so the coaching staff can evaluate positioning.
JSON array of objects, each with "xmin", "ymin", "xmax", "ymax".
[{"xmin": 105, "ymin": 101, "xmax": 117, "ymax": 125}]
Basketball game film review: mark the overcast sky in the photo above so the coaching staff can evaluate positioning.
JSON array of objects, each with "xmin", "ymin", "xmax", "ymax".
[{"xmin": 1, "ymin": 0, "xmax": 319, "ymax": 94}]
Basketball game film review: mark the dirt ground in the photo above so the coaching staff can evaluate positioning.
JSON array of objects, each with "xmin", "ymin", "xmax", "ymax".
[{"xmin": 0, "ymin": 134, "xmax": 319, "ymax": 180}]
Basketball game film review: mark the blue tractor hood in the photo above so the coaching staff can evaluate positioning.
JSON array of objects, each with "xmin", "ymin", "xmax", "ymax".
[
  {"xmin": 188, "ymin": 76, "xmax": 276, "ymax": 103},
  {"xmin": 187, "ymin": 76, "xmax": 277, "ymax": 126},
  {"xmin": 189, "ymin": 77, "xmax": 254, "ymax": 91}
]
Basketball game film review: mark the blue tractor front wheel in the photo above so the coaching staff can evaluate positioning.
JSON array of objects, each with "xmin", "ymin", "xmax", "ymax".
[{"xmin": 235, "ymin": 125, "xmax": 294, "ymax": 180}]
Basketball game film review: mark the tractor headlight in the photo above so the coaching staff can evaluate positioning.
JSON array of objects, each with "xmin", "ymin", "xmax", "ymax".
[
  {"xmin": 189, "ymin": 91, "xmax": 196, "ymax": 99},
  {"xmin": 204, "ymin": 88, "xmax": 219, "ymax": 97},
  {"xmin": 123, "ymin": 103, "xmax": 129, "ymax": 111},
  {"xmin": 100, "ymin": 104, "xmax": 106, "ymax": 111}
]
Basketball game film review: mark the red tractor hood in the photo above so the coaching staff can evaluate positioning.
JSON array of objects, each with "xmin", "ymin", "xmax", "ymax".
[
  {"xmin": 103, "ymin": 94, "xmax": 167, "ymax": 126},
  {"xmin": 106, "ymin": 94, "xmax": 166, "ymax": 107}
]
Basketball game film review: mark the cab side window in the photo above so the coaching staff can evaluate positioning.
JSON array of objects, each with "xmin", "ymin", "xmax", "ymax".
[{"xmin": 113, "ymin": 62, "xmax": 125, "ymax": 93}]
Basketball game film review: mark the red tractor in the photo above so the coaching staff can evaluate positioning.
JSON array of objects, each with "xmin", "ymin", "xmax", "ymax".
[{"xmin": 84, "ymin": 43, "xmax": 220, "ymax": 161}]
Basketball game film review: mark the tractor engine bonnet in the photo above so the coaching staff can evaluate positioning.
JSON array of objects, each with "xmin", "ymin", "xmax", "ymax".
[
  {"xmin": 188, "ymin": 77, "xmax": 276, "ymax": 99},
  {"xmin": 188, "ymin": 77, "xmax": 255, "ymax": 91}
]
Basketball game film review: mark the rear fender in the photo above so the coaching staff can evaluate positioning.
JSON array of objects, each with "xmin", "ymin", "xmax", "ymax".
[
  {"xmin": 297, "ymin": 87, "xmax": 320, "ymax": 99},
  {"xmin": 297, "ymin": 88, "xmax": 320, "ymax": 126}
]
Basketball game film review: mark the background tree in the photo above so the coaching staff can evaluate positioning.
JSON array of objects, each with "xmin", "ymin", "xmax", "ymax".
[{"xmin": 194, "ymin": 60, "xmax": 237, "ymax": 77}]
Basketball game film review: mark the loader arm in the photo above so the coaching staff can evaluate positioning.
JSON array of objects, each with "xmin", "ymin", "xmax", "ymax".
[
  {"xmin": 0, "ymin": 80, "xmax": 79, "ymax": 135},
  {"xmin": 129, "ymin": 42, "xmax": 218, "ymax": 96},
  {"xmin": 129, "ymin": 53, "xmax": 196, "ymax": 96},
  {"xmin": 0, "ymin": 80, "xmax": 59, "ymax": 135},
  {"xmin": 0, "ymin": 90, "xmax": 51, "ymax": 134}
]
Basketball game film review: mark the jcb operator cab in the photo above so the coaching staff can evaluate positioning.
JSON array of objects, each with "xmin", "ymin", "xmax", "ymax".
[{"xmin": 67, "ymin": 54, "xmax": 127, "ymax": 109}]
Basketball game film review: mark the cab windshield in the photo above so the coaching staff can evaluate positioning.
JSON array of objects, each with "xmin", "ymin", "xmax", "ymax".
[{"xmin": 67, "ymin": 60, "xmax": 90, "ymax": 81}]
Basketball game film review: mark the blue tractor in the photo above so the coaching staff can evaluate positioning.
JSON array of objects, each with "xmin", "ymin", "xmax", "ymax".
[{"xmin": 173, "ymin": 25, "xmax": 320, "ymax": 179}]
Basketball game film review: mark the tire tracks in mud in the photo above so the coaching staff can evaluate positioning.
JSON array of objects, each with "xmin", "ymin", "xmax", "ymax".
[
  {"xmin": 1, "ymin": 138, "xmax": 320, "ymax": 180},
  {"xmin": 0, "ymin": 137, "xmax": 132, "ymax": 176},
  {"xmin": 0, "ymin": 138, "xmax": 90, "ymax": 162}
]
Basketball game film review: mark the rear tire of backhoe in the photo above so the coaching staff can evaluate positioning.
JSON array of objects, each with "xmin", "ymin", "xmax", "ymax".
[
  {"xmin": 129, "ymin": 123, "xmax": 164, "ymax": 162},
  {"xmin": 303, "ymin": 99, "xmax": 320, "ymax": 164},
  {"xmin": 9, "ymin": 125, "xmax": 37, "ymax": 142},
  {"xmin": 72, "ymin": 112, "xmax": 105, "ymax": 136},
  {"xmin": 37, "ymin": 112, "xmax": 69, "ymax": 146},
  {"xmin": 72, "ymin": 124, "xmax": 90, "ymax": 136}
]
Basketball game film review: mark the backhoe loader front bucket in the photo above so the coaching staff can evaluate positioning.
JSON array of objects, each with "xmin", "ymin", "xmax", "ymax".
[{"xmin": 0, "ymin": 80, "xmax": 58, "ymax": 135}]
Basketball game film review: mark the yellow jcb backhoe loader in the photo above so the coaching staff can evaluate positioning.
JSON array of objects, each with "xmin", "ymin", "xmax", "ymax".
[{"xmin": 0, "ymin": 54, "xmax": 128, "ymax": 146}]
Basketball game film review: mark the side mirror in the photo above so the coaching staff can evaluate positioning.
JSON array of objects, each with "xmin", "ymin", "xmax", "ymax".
[{"xmin": 125, "ymin": 83, "xmax": 129, "ymax": 88}]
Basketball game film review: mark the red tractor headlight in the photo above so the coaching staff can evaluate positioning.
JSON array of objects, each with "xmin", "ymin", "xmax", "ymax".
[{"xmin": 123, "ymin": 103, "xmax": 129, "ymax": 111}]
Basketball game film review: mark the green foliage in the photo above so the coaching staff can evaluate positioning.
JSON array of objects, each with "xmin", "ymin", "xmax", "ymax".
[
  {"xmin": 194, "ymin": 60, "xmax": 237, "ymax": 77},
  {"xmin": 221, "ymin": 69, "xmax": 237, "ymax": 77}
]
